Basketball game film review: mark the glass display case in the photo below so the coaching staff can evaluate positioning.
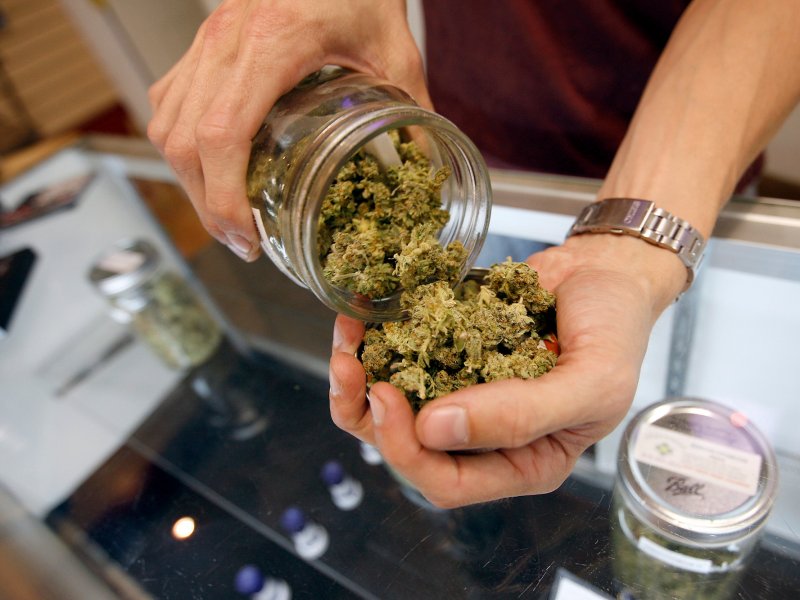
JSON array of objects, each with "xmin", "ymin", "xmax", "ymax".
[{"xmin": 1, "ymin": 142, "xmax": 798, "ymax": 599}]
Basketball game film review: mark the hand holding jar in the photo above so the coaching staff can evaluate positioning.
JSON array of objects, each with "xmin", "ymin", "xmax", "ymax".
[{"xmin": 147, "ymin": 0, "xmax": 430, "ymax": 262}]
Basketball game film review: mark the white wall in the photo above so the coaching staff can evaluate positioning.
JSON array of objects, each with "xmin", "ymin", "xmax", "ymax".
[
  {"xmin": 105, "ymin": 0, "xmax": 206, "ymax": 81},
  {"xmin": 59, "ymin": 0, "xmax": 207, "ymax": 132}
]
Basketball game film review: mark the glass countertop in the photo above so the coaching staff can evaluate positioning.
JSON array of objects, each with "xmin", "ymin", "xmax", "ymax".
[{"xmin": 1, "ymin": 142, "xmax": 799, "ymax": 599}]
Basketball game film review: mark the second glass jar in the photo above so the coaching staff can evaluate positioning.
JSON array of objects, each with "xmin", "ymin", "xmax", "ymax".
[
  {"xmin": 246, "ymin": 67, "xmax": 492, "ymax": 321},
  {"xmin": 611, "ymin": 397, "xmax": 778, "ymax": 600}
]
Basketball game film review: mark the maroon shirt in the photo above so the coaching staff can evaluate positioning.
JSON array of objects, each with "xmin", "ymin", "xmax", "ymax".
[{"xmin": 423, "ymin": 1, "xmax": 692, "ymax": 178}]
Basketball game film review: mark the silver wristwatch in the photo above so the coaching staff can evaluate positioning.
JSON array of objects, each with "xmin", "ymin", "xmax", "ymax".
[{"xmin": 567, "ymin": 197, "xmax": 706, "ymax": 291}]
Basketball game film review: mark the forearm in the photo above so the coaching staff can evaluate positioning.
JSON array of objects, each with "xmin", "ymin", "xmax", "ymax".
[{"xmin": 599, "ymin": 0, "xmax": 800, "ymax": 238}]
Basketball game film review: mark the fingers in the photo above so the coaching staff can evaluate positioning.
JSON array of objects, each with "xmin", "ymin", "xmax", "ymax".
[
  {"xmin": 379, "ymin": 36, "xmax": 432, "ymax": 110},
  {"xmin": 414, "ymin": 362, "xmax": 623, "ymax": 452},
  {"xmin": 332, "ymin": 314, "xmax": 364, "ymax": 354},
  {"xmin": 367, "ymin": 382, "xmax": 575, "ymax": 507},
  {"xmin": 147, "ymin": 0, "xmax": 432, "ymax": 263},
  {"xmin": 147, "ymin": 0, "xmax": 275, "ymax": 259},
  {"xmin": 150, "ymin": 1, "xmax": 329, "ymax": 259},
  {"xmin": 167, "ymin": 21, "xmax": 246, "ymax": 250},
  {"xmin": 329, "ymin": 350, "xmax": 371, "ymax": 443},
  {"xmin": 329, "ymin": 315, "xmax": 371, "ymax": 441},
  {"xmin": 194, "ymin": 29, "xmax": 309, "ymax": 258},
  {"xmin": 147, "ymin": 18, "xmax": 205, "ymax": 162}
]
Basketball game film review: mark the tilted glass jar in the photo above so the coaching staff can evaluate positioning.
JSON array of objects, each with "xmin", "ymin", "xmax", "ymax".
[
  {"xmin": 88, "ymin": 238, "xmax": 222, "ymax": 369},
  {"xmin": 611, "ymin": 398, "xmax": 778, "ymax": 600},
  {"xmin": 246, "ymin": 67, "xmax": 492, "ymax": 321}
]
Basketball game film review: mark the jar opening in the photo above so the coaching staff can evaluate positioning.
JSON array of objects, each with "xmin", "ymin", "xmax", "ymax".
[{"xmin": 290, "ymin": 106, "xmax": 491, "ymax": 321}]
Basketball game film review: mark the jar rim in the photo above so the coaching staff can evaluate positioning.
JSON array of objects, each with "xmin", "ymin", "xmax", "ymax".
[{"xmin": 617, "ymin": 397, "xmax": 779, "ymax": 546}]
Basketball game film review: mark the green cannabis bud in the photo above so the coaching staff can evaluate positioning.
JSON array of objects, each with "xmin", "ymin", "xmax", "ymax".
[
  {"xmin": 611, "ymin": 498, "xmax": 744, "ymax": 599},
  {"xmin": 318, "ymin": 131, "xmax": 465, "ymax": 299},
  {"xmin": 361, "ymin": 260, "xmax": 558, "ymax": 411},
  {"xmin": 130, "ymin": 272, "xmax": 222, "ymax": 370}
]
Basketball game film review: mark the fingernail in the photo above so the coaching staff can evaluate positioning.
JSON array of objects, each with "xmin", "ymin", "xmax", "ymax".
[
  {"xmin": 423, "ymin": 405, "xmax": 468, "ymax": 448},
  {"xmin": 329, "ymin": 366, "xmax": 342, "ymax": 398},
  {"xmin": 332, "ymin": 326, "xmax": 344, "ymax": 352},
  {"xmin": 227, "ymin": 234, "xmax": 257, "ymax": 261},
  {"xmin": 367, "ymin": 389, "xmax": 385, "ymax": 426}
]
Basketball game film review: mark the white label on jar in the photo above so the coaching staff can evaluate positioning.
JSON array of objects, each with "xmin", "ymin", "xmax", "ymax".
[
  {"xmin": 637, "ymin": 535, "xmax": 713, "ymax": 574},
  {"xmin": 98, "ymin": 250, "xmax": 145, "ymax": 274},
  {"xmin": 633, "ymin": 423, "xmax": 762, "ymax": 496},
  {"xmin": 252, "ymin": 207, "xmax": 269, "ymax": 251}
]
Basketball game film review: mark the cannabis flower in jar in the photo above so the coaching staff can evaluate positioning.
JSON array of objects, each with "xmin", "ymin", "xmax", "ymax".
[{"xmin": 246, "ymin": 67, "xmax": 491, "ymax": 322}]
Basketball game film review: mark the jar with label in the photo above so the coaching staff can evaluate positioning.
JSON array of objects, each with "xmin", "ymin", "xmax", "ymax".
[
  {"xmin": 246, "ymin": 66, "xmax": 492, "ymax": 321},
  {"xmin": 611, "ymin": 398, "xmax": 778, "ymax": 600},
  {"xmin": 89, "ymin": 239, "xmax": 222, "ymax": 370}
]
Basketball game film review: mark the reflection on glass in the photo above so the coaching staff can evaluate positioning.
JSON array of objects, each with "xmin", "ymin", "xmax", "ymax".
[{"xmin": 171, "ymin": 516, "xmax": 195, "ymax": 540}]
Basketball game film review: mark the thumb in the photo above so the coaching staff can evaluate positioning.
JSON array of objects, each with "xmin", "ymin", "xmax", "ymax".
[{"xmin": 414, "ymin": 363, "xmax": 625, "ymax": 452}]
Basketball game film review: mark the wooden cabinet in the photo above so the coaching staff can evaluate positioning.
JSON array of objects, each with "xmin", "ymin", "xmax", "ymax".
[{"xmin": 0, "ymin": 0, "xmax": 117, "ymax": 151}]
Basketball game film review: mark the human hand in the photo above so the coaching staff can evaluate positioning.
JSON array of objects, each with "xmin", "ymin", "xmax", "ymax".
[
  {"xmin": 329, "ymin": 234, "xmax": 686, "ymax": 508},
  {"xmin": 147, "ymin": 0, "xmax": 429, "ymax": 262}
]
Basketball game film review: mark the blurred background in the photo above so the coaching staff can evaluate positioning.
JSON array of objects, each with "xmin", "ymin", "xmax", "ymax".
[{"xmin": 1, "ymin": 0, "xmax": 799, "ymax": 199}]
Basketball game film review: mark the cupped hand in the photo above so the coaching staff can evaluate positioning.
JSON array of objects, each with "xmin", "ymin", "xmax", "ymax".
[
  {"xmin": 329, "ymin": 234, "xmax": 687, "ymax": 508},
  {"xmin": 147, "ymin": 0, "xmax": 429, "ymax": 261}
]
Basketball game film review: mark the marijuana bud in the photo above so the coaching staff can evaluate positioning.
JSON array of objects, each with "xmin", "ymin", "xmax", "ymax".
[
  {"xmin": 318, "ymin": 132, "xmax": 464, "ymax": 299},
  {"xmin": 394, "ymin": 223, "xmax": 467, "ymax": 291},
  {"xmin": 485, "ymin": 259, "xmax": 556, "ymax": 317},
  {"xmin": 361, "ymin": 260, "xmax": 558, "ymax": 411},
  {"xmin": 318, "ymin": 131, "xmax": 558, "ymax": 409}
]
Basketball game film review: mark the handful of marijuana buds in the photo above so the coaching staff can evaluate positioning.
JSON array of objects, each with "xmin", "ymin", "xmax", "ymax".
[{"xmin": 319, "ymin": 132, "xmax": 558, "ymax": 410}]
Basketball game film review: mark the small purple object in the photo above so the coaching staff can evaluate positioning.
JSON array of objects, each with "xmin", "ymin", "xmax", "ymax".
[
  {"xmin": 234, "ymin": 564, "xmax": 264, "ymax": 595},
  {"xmin": 280, "ymin": 506, "xmax": 306, "ymax": 534},
  {"xmin": 320, "ymin": 460, "xmax": 345, "ymax": 486}
]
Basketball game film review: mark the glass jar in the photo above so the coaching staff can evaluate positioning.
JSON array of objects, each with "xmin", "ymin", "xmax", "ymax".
[
  {"xmin": 246, "ymin": 67, "xmax": 492, "ymax": 321},
  {"xmin": 88, "ymin": 238, "xmax": 222, "ymax": 369},
  {"xmin": 611, "ymin": 398, "xmax": 778, "ymax": 600}
]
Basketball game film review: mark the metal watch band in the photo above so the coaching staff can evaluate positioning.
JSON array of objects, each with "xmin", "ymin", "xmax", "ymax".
[{"xmin": 566, "ymin": 197, "xmax": 706, "ymax": 291}]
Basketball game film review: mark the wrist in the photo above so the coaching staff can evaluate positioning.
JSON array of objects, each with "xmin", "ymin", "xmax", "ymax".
[
  {"xmin": 567, "ymin": 197, "xmax": 706, "ymax": 300},
  {"xmin": 561, "ymin": 233, "xmax": 688, "ymax": 315}
]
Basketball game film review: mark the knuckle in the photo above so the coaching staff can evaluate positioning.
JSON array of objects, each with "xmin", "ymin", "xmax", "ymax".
[
  {"xmin": 204, "ymin": 192, "xmax": 241, "ymax": 225},
  {"xmin": 203, "ymin": 2, "xmax": 240, "ymax": 43},
  {"xmin": 508, "ymin": 426, "xmax": 531, "ymax": 450},
  {"xmin": 147, "ymin": 82, "xmax": 165, "ymax": 109},
  {"xmin": 595, "ymin": 359, "xmax": 638, "ymax": 401},
  {"xmin": 538, "ymin": 474, "xmax": 568, "ymax": 495},
  {"xmin": 163, "ymin": 132, "xmax": 198, "ymax": 173},
  {"xmin": 195, "ymin": 117, "xmax": 238, "ymax": 153},
  {"xmin": 381, "ymin": 38, "xmax": 425, "ymax": 85},
  {"xmin": 146, "ymin": 117, "xmax": 170, "ymax": 150}
]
